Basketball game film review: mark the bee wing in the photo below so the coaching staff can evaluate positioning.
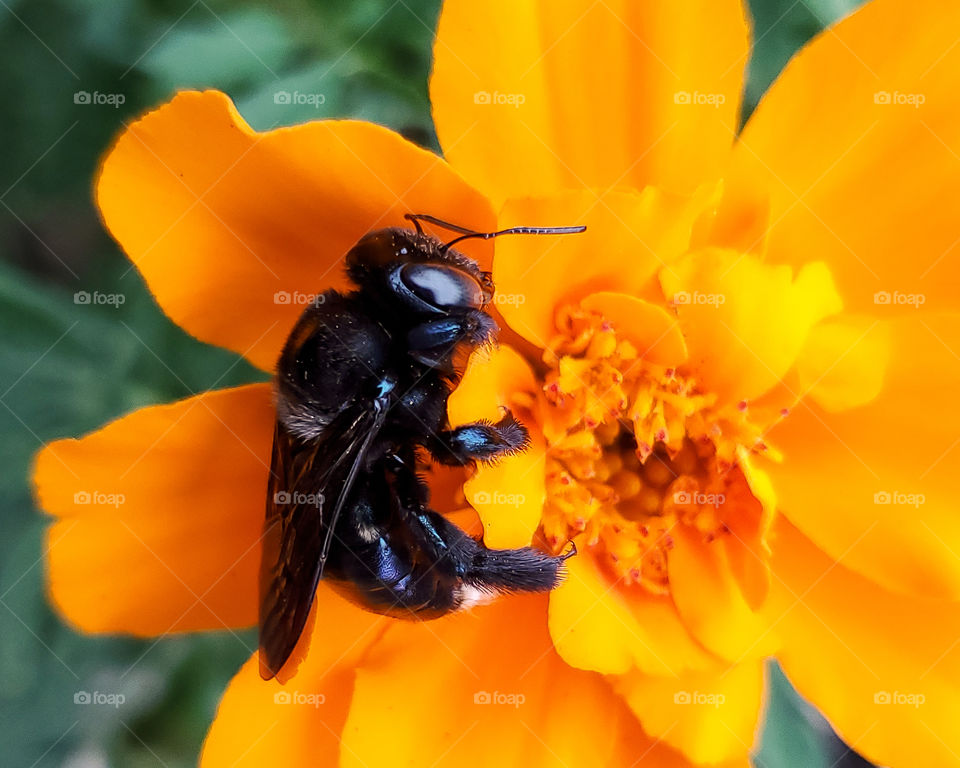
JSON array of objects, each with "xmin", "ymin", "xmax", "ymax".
[{"xmin": 258, "ymin": 398, "xmax": 389, "ymax": 680}]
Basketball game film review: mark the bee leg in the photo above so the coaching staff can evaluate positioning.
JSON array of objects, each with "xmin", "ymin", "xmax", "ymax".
[
  {"xmin": 422, "ymin": 511, "xmax": 566, "ymax": 597},
  {"xmin": 429, "ymin": 409, "xmax": 530, "ymax": 466}
]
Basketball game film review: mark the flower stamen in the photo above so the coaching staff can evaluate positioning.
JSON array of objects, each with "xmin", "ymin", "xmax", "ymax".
[{"xmin": 539, "ymin": 303, "xmax": 776, "ymax": 593}]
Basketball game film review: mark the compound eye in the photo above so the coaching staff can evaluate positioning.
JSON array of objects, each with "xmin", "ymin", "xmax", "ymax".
[{"xmin": 397, "ymin": 263, "xmax": 486, "ymax": 311}]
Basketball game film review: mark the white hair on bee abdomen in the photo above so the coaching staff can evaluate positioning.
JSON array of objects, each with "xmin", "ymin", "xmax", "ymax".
[
  {"xmin": 455, "ymin": 583, "xmax": 497, "ymax": 610},
  {"xmin": 274, "ymin": 395, "xmax": 331, "ymax": 440}
]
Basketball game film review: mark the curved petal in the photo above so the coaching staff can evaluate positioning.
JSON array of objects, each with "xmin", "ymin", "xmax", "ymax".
[
  {"xmin": 794, "ymin": 314, "xmax": 891, "ymax": 413},
  {"xmin": 732, "ymin": 0, "xmax": 960, "ymax": 315},
  {"xmin": 668, "ymin": 526, "xmax": 776, "ymax": 663},
  {"xmin": 495, "ymin": 189, "xmax": 709, "ymax": 347},
  {"xmin": 342, "ymin": 594, "xmax": 686, "ymax": 767},
  {"xmin": 767, "ymin": 314, "xmax": 960, "ymax": 600},
  {"xmin": 764, "ymin": 518, "xmax": 960, "ymax": 768},
  {"xmin": 548, "ymin": 551, "xmax": 716, "ymax": 677},
  {"xmin": 431, "ymin": 0, "xmax": 749, "ymax": 203},
  {"xmin": 614, "ymin": 659, "xmax": 764, "ymax": 766},
  {"xmin": 34, "ymin": 384, "xmax": 273, "ymax": 634},
  {"xmin": 581, "ymin": 292, "xmax": 688, "ymax": 366},
  {"xmin": 201, "ymin": 587, "xmax": 388, "ymax": 767},
  {"xmin": 97, "ymin": 90, "xmax": 494, "ymax": 371},
  {"xmin": 448, "ymin": 344, "xmax": 546, "ymax": 549},
  {"xmin": 659, "ymin": 249, "xmax": 842, "ymax": 403}
]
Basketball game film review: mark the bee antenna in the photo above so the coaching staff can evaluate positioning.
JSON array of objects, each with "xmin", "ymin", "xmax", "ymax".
[
  {"xmin": 442, "ymin": 225, "xmax": 586, "ymax": 252},
  {"xmin": 404, "ymin": 213, "xmax": 586, "ymax": 253}
]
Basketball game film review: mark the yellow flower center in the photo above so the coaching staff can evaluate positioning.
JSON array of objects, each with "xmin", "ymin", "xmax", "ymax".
[{"xmin": 538, "ymin": 303, "xmax": 778, "ymax": 593}]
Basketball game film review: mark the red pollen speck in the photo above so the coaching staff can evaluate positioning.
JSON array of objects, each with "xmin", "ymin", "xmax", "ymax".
[
  {"xmin": 611, "ymin": 524, "xmax": 623, "ymax": 534},
  {"xmin": 639, "ymin": 525, "xmax": 649, "ymax": 537},
  {"xmin": 738, "ymin": 400, "xmax": 748, "ymax": 412},
  {"xmin": 780, "ymin": 407, "xmax": 790, "ymax": 417},
  {"xmin": 663, "ymin": 534, "xmax": 675, "ymax": 550},
  {"xmin": 720, "ymin": 523, "xmax": 731, "ymax": 534},
  {"xmin": 601, "ymin": 320, "xmax": 614, "ymax": 332},
  {"xmin": 574, "ymin": 517, "xmax": 586, "ymax": 530},
  {"xmin": 610, "ymin": 553, "xmax": 619, "ymax": 563},
  {"xmin": 655, "ymin": 428, "xmax": 668, "ymax": 442},
  {"xmin": 704, "ymin": 532, "xmax": 715, "ymax": 543},
  {"xmin": 664, "ymin": 368, "xmax": 675, "ymax": 378},
  {"xmin": 585, "ymin": 417, "xmax": 598, "ymax": 429},
  {"xmin": 560, "ymin": 475, "xmax": 571, "ymax": 486},
  {"xmin": 629, "ymin": 568, "xmax": 641, "ymax": 580}
]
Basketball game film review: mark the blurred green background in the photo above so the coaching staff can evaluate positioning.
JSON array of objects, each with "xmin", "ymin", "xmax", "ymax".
[{"xmin": 0, "ymin": 0, "xmax": 874, "ymax": 765}]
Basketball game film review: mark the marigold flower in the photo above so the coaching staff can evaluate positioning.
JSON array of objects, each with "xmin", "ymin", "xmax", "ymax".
[{"xmin": 34, "ymin": 1, "xmax": 960, "ymax": 766}]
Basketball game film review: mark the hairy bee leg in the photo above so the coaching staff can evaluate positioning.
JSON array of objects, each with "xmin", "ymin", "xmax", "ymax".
[
  {"xmin": 423, "ymin": 511, "xmax": 566, "ymax": 597},
  {"xmin": 464, "ymin": 545, "xmax": 567, "ymax": 593},
  {"xmin": 430, "ymin": 409, "xmax": 530, "ymax": 466}
]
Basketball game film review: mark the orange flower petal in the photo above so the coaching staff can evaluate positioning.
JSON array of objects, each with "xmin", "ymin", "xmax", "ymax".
[
  {"xmin": 767, "ymin": 314, "xmax": 960, "ymax": 600},
  {"xmin": 431, "ymin": 0, "xmax": 749, "ymax": 203},
  {"xmin": 97, "ymin": 90, "xmax": 494, "ymax": 371},
  {"xmin": 581, "ymin": 292, "xmax": 688, "ymax": 365},
  {"xmin": 668, "ymin": 526, "xmax": 776, "ymax": 662},
  {"xmin": 548, "ymin": 551, "xmax": 715, "ymax": 677},
  {"xmin": 659, "ymin": 249, "xmax": 842, "ymax": 403},
  {"xmin": 448, "ymin": 344, "xmax": 546, "ymax": 549},
  {"xmin": 341, "ymin": 594, "xmax": 671, "ymax": 767},
  {"xmin": 614, "ymin": 660, "xmax": 764, "ymax": 765},
  {"xmin": 495, "ymin": 189, "xmax": 707, "ymax": 347},
  {"xmin": 724, "ymin": 453, "xmax": 776, "ymax": 611},
  {"xmin": 201, "ymin": 587, "xmax": 388, "ymax": 767},
  {"xmin": 763, "ymin": 518, "xmax": 960, "ymax": 768},
  {"xmin": 421, "ymin": 463, "xmax": 470, "ymax": 515},
  {"xmin": 795, "ymin": 314, "xmax": 891, "ymax": 413},
  {"xmin": 34, "ymin": 384, "xmax": 273, "ymax": 634},
  {"xmin": 731, "ymin": 0, "xmax": 960, "ymax": 314}
]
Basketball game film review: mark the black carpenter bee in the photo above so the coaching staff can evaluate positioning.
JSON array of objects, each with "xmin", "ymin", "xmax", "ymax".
[{"xmin": 258, "ymin": 214, "xmax": 585, "ymax": 679}]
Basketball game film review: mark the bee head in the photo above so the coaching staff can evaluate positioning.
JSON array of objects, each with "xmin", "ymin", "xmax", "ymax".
[
  {"xmin": 345, "ymin": 216, "xmax": 585, "ymax": 318},
  {"xmin": 346, "ymin": 228, "xmax": 492, "ymax": 316}
]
